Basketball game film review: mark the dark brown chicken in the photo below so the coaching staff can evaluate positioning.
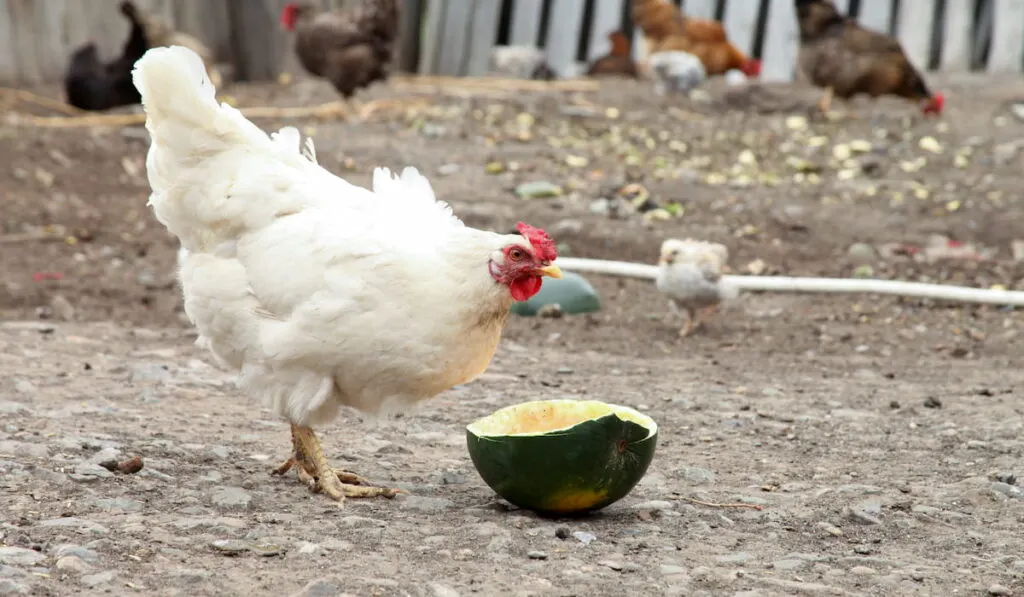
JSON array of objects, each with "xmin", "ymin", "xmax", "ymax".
[
  {"xmin": 281, "ymin": 0, "xmax": 399, "ymax": 111},
  {"xmin": 586, "ymin": 31, "xmax": 640, "ymax": 78},
  {"xmin": 64, "ymin": 2, "xmax": 148, "ymax": 111},
  {"xmin": 795, "ymin": 0, "xmax": 943, "ymax": 115}
]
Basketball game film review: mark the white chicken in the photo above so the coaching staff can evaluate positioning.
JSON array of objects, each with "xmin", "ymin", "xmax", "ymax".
[
  {"xmin": 132, "ymin": 46, "xmax": 563, "ymax": 504},
  {"xmin": 648, "ymin": 50, "xmax": 707, "ymax": 96},
  {"xmin": 656, "ymin": 238, "xmax": 737, "ymax": 337}
]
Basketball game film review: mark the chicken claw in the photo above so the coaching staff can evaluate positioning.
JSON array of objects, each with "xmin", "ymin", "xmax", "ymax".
[{"xmin": 272, "ymin": 424, "xmax": 401, "ymax": 503}]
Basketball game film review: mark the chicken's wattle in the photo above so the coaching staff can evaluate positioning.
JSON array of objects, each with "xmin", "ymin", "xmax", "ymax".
[{"xmin": 509, "ymin": 276, "xmax": 543, "ymax": 302}]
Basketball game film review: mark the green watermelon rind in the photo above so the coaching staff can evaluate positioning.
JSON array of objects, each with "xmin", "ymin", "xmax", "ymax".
[{"xmin": 466, "ymin": 399, "xmax": 658, "ymax": 516}]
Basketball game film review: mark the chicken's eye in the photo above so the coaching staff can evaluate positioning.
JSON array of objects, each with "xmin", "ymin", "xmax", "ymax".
[{"xmin": 508, "ymin": 248, "xmax": 525, "ymax": 261}]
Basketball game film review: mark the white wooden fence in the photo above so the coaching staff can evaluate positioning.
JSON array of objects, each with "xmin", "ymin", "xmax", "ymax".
[
  {"xmin": 1, "ymin": 0, "xmax": 1022, "ymax": 85},
  {"xmin": 419, "ymin": 0, "xmax": 1024, "ymax": 82}
]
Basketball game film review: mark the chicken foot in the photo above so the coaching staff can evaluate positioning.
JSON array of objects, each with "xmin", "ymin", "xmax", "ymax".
[
  {"xmin": 272, "ymin": 423, "xmax": 401, "ymax": 503},
  {"xmin": 817, "ymin": 86, "xmax": 834, "ymax": 114},
  {"xmin": 678, "ymin": 305, "xmax": 718, "ymax": 338}
]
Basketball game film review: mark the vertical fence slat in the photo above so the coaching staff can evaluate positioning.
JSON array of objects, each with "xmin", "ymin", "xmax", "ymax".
[
  {"xmin": 941, "ymin": 0, "xmax": 973, "ymax": 70},
  {"xmin": 832, "ymin": 0, "xmax": 851, "ymax": 13},
  {"xmin": 683, "ymin": 0, "xmax": 716, "ymax": 19},
  {"xmin": 761, "ymin": 0, "xmax": 798, "ymax": 82},
  {"xmin": 895, "ymin": 0, "xmax": 935, "ymax": 70},
  {"xmin": 418, "ymin": 0, "xmax": 446, "ymax": 74},
  {"xmin": 588, "ymin": 0, "xmax": 625, "ymax": 60},
  {"xmin": 510, "ymin": 0, "xmax": 544, "ymax": 46},
  {"xmin": 0, "ymin": 1, "xmax": 18, "ymax": 84},
  {"xmin": 857, "ymin": 0, "xmax": 893, "ymax": 34},
  {"xmin": 722, "ymin": 0, "xmax": 759, "ymax": 56},
  {"xmin": 988, "ymin": 0, "xmax": 1024, "ymax": 72},
  {"xmin": 436, "ymin": 0, "xmax": 471, "ymax": 74},
  {"xmin": 545, "ymin": 0, "xmax": 586, "ymax": 75},
  {"xmin": 465, "ymin": 0, "xmax": 501, "ymax": 75}
]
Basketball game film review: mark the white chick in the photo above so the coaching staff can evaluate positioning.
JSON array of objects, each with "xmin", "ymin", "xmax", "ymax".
[
  {"xmin": 656, "ymin": 238, "xmax": 738, "ymax": 337},
  {"xmin": 488, "ymin": 45, "xmax": 558, "ymax": 80},
  {"xmin": 648, "ymin": 51, "xmax": 707, "ymax": 96}
]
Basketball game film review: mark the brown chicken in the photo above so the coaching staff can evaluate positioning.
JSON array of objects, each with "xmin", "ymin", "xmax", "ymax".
[
  {"xmin": 631, "ymin": 0, "xmax": 761, "ymax": 77},
  {"xmin": 795, "ymin": 0, "xmax": 943, "ymax": 115},
  {"xmin": 586, "ymin": 31, "xmax": 640, "ymax": 77},
  {"xmin": 280, "ymin": 0, "xmax": 399, "ymax": 117}
]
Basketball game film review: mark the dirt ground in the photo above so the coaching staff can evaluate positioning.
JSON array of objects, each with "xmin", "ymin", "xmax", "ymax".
[{"xmin": 1, "ymin": 72, "xmax": 1023, "ymax": 597}]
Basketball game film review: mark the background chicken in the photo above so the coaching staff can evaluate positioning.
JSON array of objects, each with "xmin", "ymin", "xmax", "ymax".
[
  {"xmin": 120, "ymin": 1, "xmax": 222, "ymax": 88},
  {"xmin": 280, "ymin": 0, "xmax": 400, "ymax": 117},
  {"xmin": 648, "ymin": 50, "xmax": 706, "ymax": 96},
  {"xmin": 586, "ymin": 31, "xmax": 639, "ymax": 78},
  {"xmin": 64, "ymin": 2, "xmax": 148, "ymax": 111},
  {"xmin": 795, "ymin": 0, "xmax": 944, "ymax": 115},
  {"xmin": 632, "ymin": 0, "xmax": 761, "ymax": 78},
  {"xmin": 656, "ymin": 238, "xmax": 737, "ymax": 337},
  {"xmin": 131, "ymin": 45, "xmax": 562, "ymax": 505}
]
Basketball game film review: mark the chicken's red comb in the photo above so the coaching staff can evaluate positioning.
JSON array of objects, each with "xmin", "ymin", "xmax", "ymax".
[
  {"xmin": 516, "ymin": 222, "xmax": 558, "ymax": 262},
  {"xmin": 926, "ymin": 92, "xmax": 945, "ymax": 115}
]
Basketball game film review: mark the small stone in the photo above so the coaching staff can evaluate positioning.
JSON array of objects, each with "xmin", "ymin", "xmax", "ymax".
[
  {"xmin": 598, "ymin": 560, "xmax": 623, "ymax": 571},
  {"xmin": 80, "ymin": 571, "xmax": 116, "ymax": 588},
  {"xmin": 55, "ymin": 556, "xmax": 91, "ymax": 574},
  {"xmin": 660, "ymin": 564, "xmax": 687, "ymax": 576},
  {"xmin": 773, "ymin": 559, "xmax": 807, "ymax": 571},
  {"xmin": 210, "ymin": 539, "xmax": 249, "ymax": 555},
  {"xmin": 850, "ymin": 566, "xmax": 876, "ymax": 576},
  {"xmin": 988, "ymin": 584, "xmax": 1012, "ymax": 596},
  {"xmin": 515, "ymin": 181, "xmax": 562, "ymax": 199},
  {"xmin": 211, "ymin": 486, "xmax": 252, "ymax": 510},
  {"xmin": 847, "ymin": 243, "xmax": 877, "ymax": 265},
  {"xmin": 0, "ymin": 579, "xmax": 28, "ymax": 596},
  {"xmin": 571, "ymin": 531, "xmax": 597, "ymax": 545},
  {"xmin": 632, "ymin": 500, "xmax": 674, "ymax": 512},
  {"xmin": 90, "ymin": 497, "xmax": 144, "ymax": 512},
  {"xmin": 717, "ymin": 552, "xmax": 753, "ymax": 565},
  {"xmin": 209, "ymin": 446, "xmax": 231, "ymax": 459},
  {"xmin": 682, "ymin": 467, "xmax": 715, "ymax": 485},
  {"xmin": 250, "ymin": 543, "xmax": 284, "ymax": 557},
  {"xmin": 288, "ymin": 577, "xmax": 343, "ymax": 597},
  {"xmin": 71, "ymin": 462, "xmax": 114, "ymax": 481},
  {"xmin": 399, "ymin": 496, "xmax": 453, "ymax": 513},
  {"xmin": 0, "ymin": 548, "xmax": 45, "ymax": 567},
  {"xmin": 52, "ymin": 545, "xmax": 99, "ymax": 564},
  {"xmin": 847, "ymin": 500, "xmax": 883, "ymax": 525},
  {"xmin": 526, "ymin": 551, "xmax": 548, "ymax": 560},
  {"xmin": 990, "ymin": 482, "xmax": 1023, "ymax": 500},
  {"xmin": 429, "ymin": 583, "xmax": 460, "ymax": 597},
  {"xmin": 554, "ymin": 527, "xmax": 571, "ymax": 540}
]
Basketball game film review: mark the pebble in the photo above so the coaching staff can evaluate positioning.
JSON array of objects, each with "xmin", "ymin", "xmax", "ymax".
[
  {"xmin": 772, "ymin": 559, "xmax": 808, "ymax": 571},
  {"xmin": 847, "ymin": 500, "xmax": 883, "ymax": 525},
  {"xmin": 632, "ymin": 500, "xmax": 674, "ymax": 513},
  {"xmin": 429, "ymin": 583, "xmax": 461, "ymax": 597},
  {"xmin": 717, "ymin": 552, "xmax": 753, "ymax": 565},
  {"xmin": 0, "ymin": 548, "xmax": 44, "ymax": 567},
  {"xmin": 988, "ymin": 584, "xmax": 1012, "ymax": 596},
  {"xmin": 211, "ymin": 486, "xmax": 252, "ymax": 510},
  {"xmin": 598, "ymin": 560, "xmax": 623, "ymax": 571},
  {"xmin": 288, "ymin": 577, "xmax": 344, "ymax": 597},
  {"xmin": 166, "ymin": 569, "xmax": 211, "ymax": 584},
  {"xmin": 682, "ymin": 467, "xmax": 715, "ymax": 485},
  {"xmin": 661, "ymin": 564, "xmax": 687, "ymax": 576},
  {"xmin": 70, "ymin": 462, "xmax": 114, "ymax": 482},
  {"xmin": 52, "ymin": 545, "xmax": 98, "ymax": 564},
  {"xmin": 55, "ymin": 556, "xmax": 90, "ymax": 574},
  {"xmin": 850, "ymin": 566, "xmax": 877, "ymax": 576},
  {"xmin": 80, "ymin": 571, "xmax": 116, "ymax": 587},
  {"xmin": 399, "ymin": 496, "xmax": 453, "ymax": 513},
  {"xmin": 526, "ymin": 551, "xmax": 548, "ymax": 560},
  {"xmin": 37, "ymin": 517, "xmax": 108, "ymax": 535},
  {"xmin": 89, "ymin": 497, "xmax": 144, "ymax": 512},
  {"xmin": 571, "ymin": 531, "xmax": 596, "ymax": 545},
  {"xmin": 990, "ymin": 482, "xmax": 1023, "ymax": 500},
  {"xmin": 0, "ymin": 441, "xmax": 46, "ymax": 459},
  {"xmin": 0, "ymin": 580, "xmax": 28, "ymax": 596},
  {"xmin": 210, "ymin": 539, "xmax": 249, "ymax": 555}
]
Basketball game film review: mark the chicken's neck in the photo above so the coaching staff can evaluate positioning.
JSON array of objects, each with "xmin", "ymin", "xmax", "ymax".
[{"xmin": 439, "ymin": 229, "xmax": 520, "ymax": 324}]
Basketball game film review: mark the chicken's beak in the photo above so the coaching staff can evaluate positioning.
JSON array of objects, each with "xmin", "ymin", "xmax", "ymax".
[
  {"xmin": 538, "ymin": 264, "xmax": 563, "ymax": 279},
  {"xmin": 659, "ymin": 255, "xmax": 672, "ymax": 265}
]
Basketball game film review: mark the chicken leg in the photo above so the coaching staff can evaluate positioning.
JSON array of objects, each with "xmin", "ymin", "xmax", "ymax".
[
  {"xmin": 273, "ymin": 423, "xmax": 401, "ymax": 503},
  {"xmin": 817, "ymin": 86, "xmax": 834, "ymax": 114}
]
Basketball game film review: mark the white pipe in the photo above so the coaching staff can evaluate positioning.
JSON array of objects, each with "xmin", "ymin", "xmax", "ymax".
[{"xmin": 553, "ymin": 257, "xmax": 1024, "ymax": 307}]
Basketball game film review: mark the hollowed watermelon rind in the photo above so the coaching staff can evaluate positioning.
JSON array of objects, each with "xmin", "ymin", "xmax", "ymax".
[{"xmin": 466, "ymin": 400, "xmax": 658, "ymax": 516}]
